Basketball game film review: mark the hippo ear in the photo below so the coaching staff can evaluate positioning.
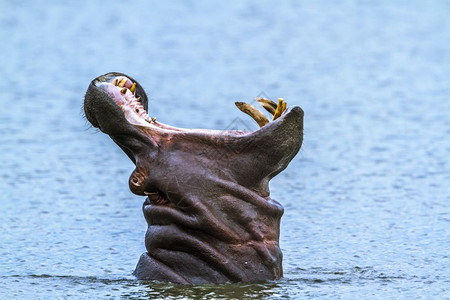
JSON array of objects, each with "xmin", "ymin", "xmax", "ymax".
[{"xmin": 244, "ymin": 106, "xmax": 303, "ymax": 179}]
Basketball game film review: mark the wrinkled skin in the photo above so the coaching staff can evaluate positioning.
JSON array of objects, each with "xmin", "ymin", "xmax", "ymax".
[{"xmin": 84, "ymin": 72, "xmax": 303, "ymax": 284}]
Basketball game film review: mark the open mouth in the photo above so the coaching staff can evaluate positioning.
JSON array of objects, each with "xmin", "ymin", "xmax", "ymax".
[{"xmin": 92, "ymin": 73, "xmax": 290, "ymax": 134}]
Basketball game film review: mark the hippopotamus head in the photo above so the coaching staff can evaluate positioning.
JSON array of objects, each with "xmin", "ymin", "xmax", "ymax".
[{"xmin": 84, "ymin": 72, "xmax": 303, "ymax": 284}]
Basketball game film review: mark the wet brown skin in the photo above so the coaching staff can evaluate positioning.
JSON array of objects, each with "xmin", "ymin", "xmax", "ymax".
[{"xmin": 84, "ymin": 72, "xmax": 303, "ymax": 284}]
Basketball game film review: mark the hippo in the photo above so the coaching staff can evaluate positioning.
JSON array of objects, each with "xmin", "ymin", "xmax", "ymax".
[{"xmin": 83, "ymin": 72, "xmax": 303, "ymax": 284}]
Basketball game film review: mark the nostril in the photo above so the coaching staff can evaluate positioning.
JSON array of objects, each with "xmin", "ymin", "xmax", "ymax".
[{"xmin": 129, "ymin": 168, "xmax": 149, "ymax": 196}]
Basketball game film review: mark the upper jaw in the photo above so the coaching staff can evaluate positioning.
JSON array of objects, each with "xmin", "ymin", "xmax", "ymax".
[
  {"xmin": 93, "ymin": 72, "xmax": 149, "ymax": 109},
  {"xmin": 91, "ymin": 72, "xmax": 150, "ymax": 126},
  {"xmin": 84, "ymin": 72, "xmax": 147, "ymax": 134}
]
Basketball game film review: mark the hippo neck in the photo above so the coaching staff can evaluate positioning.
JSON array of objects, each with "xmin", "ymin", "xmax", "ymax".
[{"xmin": 136, "ymin": 180, "xmax": 284, "ymax": 284}]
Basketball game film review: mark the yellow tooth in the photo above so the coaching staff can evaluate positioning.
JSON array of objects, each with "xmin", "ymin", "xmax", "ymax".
[
  {"xmin": 146, "ymin": 117, "xmax": 157, "ymax": 123},
  {"xmin": 281, "ymin": 101, "xmax": 287, "ymax": 113},
  {"xmin": 118, "ymin": 78, "xmax": 127, "ymax": 87},
  {"xmin": 113, "ymin": 78, "xmax": 118, "ymax": 86},
  {"xmin": 136, "ymin": 97, "xmax": 141, "ymax": 102},
  {"xmin": 272, "ymin": 98, "xmax": 284, "ymax": 121},
  {"xmin": 130, "ymin": 83, "xmax": 136, "ymax": 93},
  {"xmin": 235, "ymin": 102, "xmax": 269, "ymax": 128},
  {"xmin": 256, "ymin": 97, "xmax": 277, "ymax": 115},
  {"xmin": 121, "ymin": 87, "xmax": 127, "ymax": 94}
]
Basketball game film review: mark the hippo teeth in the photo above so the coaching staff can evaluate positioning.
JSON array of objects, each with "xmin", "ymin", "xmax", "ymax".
[
  {"xmin": 96, "ymin": 75, "xmax": 157, "ymax": 126},
  {"xmin": 130, "ymin": 83, "xmax": 136, "ymax": 93},
  {"xmin": 234, "ymin": 97, "xmax": 288, "ymax": 128},
  {"xmin": 144, "ymin": 191, "xmax": 168, "ymax": 205},
  {"xmin": 118, "ymin": 78, "xmax": 127, "ymax": 87}
]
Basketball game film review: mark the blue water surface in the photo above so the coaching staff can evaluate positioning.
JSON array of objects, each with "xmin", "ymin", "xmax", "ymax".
[{"xmin": 1, "ymin": 1, "xmax": 449, "ymax": 298}]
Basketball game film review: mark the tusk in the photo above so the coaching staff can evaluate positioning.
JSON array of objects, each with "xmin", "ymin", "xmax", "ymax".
[
  {"xmin": 235, "ymin": 102, "xmax": 269, "ymax": 128},
  {"xmin": 130, "ymin": 82, "xmax": 136, "ymax": 93},
  {"xmin": 118, "ymin": 78, "xmax": 127, "ymax": 87},
  {"xmin": 272, "ymin": 98, "xmax": 285, "ymax": 121},
  {"xmin": 256, "ymin": 97, "xmax": 277, "ymax": 115},
  {"xmin": 113, "ymin": 78, "xmax": 119, "ymax": 86},
  {"xmin": 120, "ymin": 87, "xmax": 127, "ymax": 94}
]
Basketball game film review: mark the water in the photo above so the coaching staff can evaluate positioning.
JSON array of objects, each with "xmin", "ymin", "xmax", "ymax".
[{"xmin": 1, "ymin": 0, "xmax": 449, "ymax": 298}]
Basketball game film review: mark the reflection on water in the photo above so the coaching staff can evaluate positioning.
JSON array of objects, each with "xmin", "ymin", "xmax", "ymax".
[
  {"xmin": 1, "ymin": 275, "xmax": 284, "ymax": 299},
  {"xmin": 1, "ymin": 0, "xmax": 449, "ymax": 298},
  {"xmin": 0, "ymin": 265, "xmax": 433, "ymax": 299}
]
